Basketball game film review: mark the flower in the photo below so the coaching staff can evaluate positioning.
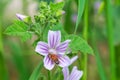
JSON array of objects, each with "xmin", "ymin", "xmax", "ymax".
[
  {"xmin": 62, "ymin": 66, "xmax": 83, "ymax": 80},
  {"xmin": 35, "ymin": 30, "xmax": 71, "ymax": 70}
]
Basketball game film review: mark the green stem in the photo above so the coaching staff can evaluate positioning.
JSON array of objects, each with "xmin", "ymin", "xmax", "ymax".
[
  {"xmin": 48, "ymin": 70, "xmax": 51, "ymax": 80},
  {"xmin": 115, "ymin": 45, "xmax": 120, "ymax": 80},
  {"xmin": 0, "ymin": 21, "xmax": 9, "ymax": 80},
  {"xmin": 104, "ymin": 0, "xmax": 116, "ymax": 80},
  {"xmin": 91, "ymin": 28, "xmax": 107, "ymax": 80},
  {"xmin": 81, "ymin": 0, "xmax": 88, "ymax": 80}
]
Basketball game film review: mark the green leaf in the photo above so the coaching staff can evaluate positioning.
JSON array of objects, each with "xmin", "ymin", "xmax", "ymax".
[
  {"xmin": 66, "ymin": 35, "xmax": 93, "ymax": 54},
  {"xmin": 29, "ymin": 61, "xmax": 43, "ymax": 80},
  {"xmin": 74, "ymin": 0, "xmax": 86, "ymax": 33},
  {"xmin": 5, "ymin": 20, "xmax": 32, "ymax": 41},
  {"xmin": 50, "ymin": 1, "xmax": 64, "ymax": 11}
]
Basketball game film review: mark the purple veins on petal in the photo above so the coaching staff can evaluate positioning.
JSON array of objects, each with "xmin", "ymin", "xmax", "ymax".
[
  {"xmin": 44, "ymin": 55, "xmax": 55, "ymax": 70},
  {"xmin": 69, "ymin": 66, "xmax": 83, "ymax": 80},
  {"xmin": 48, "ymin": 30, "xmax": 61, "ymax": 48},
  {"xmin": 56, "ymin": 40, "xmax": 71, "ymax": 54},
  {"xmin": 58, "ymin": 55, "xmax": 71, "ymax": 67},
  {"xmin": 62, "ymin": 67, "xmax": 69, "ymax": 80},
  {"xmin": 62, "ymin": 66, "xmax": 83, "ymax": 80},
  {"xmin": 35, "ymin": 41, "xmax": 49, "ymax": 56}
]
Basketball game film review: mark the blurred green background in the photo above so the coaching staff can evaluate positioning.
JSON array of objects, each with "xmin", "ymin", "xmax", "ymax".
[{"xmin": 0, "ymin": 0, "xmax": 120, "ymax": 80}]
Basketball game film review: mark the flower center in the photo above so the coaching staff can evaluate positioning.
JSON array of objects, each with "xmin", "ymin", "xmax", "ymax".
[
  {"xmin": 48, "ymin": 49, "xmax": 59, "ymax": 64},
  {"xmin": 49, "ymin": 49, "xmax": 57, "ymax": 54},
  {"xmin": 48, "ymin": 54, "xmax": 59, "ymax": 64}
]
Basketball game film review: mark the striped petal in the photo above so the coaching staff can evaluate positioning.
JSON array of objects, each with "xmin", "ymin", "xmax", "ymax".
[
  {"xmin": 70, "ymin": 56, "xmax": 78, "ymax": 65},
  {"xmin": 48, "ymin": 30, "xmax": 61, "ymax": 48},
  {"xmin": 62, "ymin": 67, "xmax": 69, "ymax": 80},
  {"xmin": 35, "ymin": 41, "xmax": 49, "ymax": 56},
  {"xmin": 69, "ymin": 66, "xmax": 83, "ymax": 80},
  {"xmin": 56, "ymin": 40, "xmax": 71, "ymax": 55},
  {"xmin": 43, "ymin": 55, "xmax": 55, "ymax": 70},
  {"xmin": 58, "ymin": 55, "xmax": 71, "ymax": 67}
]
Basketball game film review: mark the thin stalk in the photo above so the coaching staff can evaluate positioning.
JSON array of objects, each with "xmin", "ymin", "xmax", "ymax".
[
  {"xmin": 81, "ymin": 0, "xmax": 88, "ymax": 80},
  {"xmin": 48, "ymin": 70, "xmax": 51, "ymax": 80},
  {"xmin": 104, "ymin": 0, "xmax": 116, "ymax": 80},
  {"xmin": 115, "ymin": 45, "xmax": 120, "ymax": 80},
  {"xmin": 0, "ymin": 22, "xmax": 9, "ymax": 80},
  {"xmin": 91, "ymin": 28, "xmax": 107, "ymax": 80}
]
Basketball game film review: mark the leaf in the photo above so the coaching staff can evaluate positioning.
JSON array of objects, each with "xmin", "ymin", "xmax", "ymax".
[
  {"xmin": 74, "ymin": 0, "xmax": 86, "ymax": 33},
  {"xmin": 50, "ymin": 1, "xmax": 64, "ymax": 11},
  {"xmin": 29, "ymin": 61, "xmax": 43, "ymax": 80},
  {"xmin": 5, "ymin": 20, "xmax": 32, "ymax": 41},
  {"xmin": 66, "ymin": 35, "xmax": 93, "ymax": 54}
]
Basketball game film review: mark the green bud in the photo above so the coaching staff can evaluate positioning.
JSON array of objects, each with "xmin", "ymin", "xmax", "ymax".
[
  {"xmin": 39, "ymin": 1, "xmax": 47, "ymax": 8},
  {"xmin": 16, "ymin": 13, "xmax": 32, "ymax": 24},
  {"xmin": 56, "ymin": 10, "xmax": 65, "ymax": 17},
  {"xmin": 34, "ymin": 15, "xmax": 40, "ymax": 22},
  {"xmin": 23, "ymin": 16, "xmax": 32, "ymax": 24},
  {"xmin": 50, "ymin": 19, "xmax": 56, "ymax": 23},
  {"xmin": 38, "ymin": 14, "xmax": 46, "ymax": 19}
]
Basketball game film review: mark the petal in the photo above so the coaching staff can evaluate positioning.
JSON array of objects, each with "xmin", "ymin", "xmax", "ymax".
[
  {"xmin": 62, "ymin": 67, "xmax": 69, "ymax": 80},
  {"xmin": 70, "ymin": 56, "xmax": 78, "ymax": 65},
  {"xmin": 35, "ymin": 41, "xmax": 49, "ymax": 56},
  {"xmin": 48, "ymin": 30, "xmax": 61, "ymax": 48},
  {"xmin": 66, "ymin": 48, "xmax": 71, "ymax": 54},
  {"xmin": 69, "ymin": 66, "xmax": 83, "ymax": 80},
  {"xmin": 43, "ymin": 55, "xmax": 55, "ymax": 70},
  {"xmin": 58, "ymin": 55, "xmax": 71, "ymax": 67},
  {"xmin": 56, "ymin": 40, "xmax": 71, "ymax": 55}
]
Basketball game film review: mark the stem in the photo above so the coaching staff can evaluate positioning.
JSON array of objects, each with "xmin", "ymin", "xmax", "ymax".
[
  {"xmin": 91, "ymin": 28, "xmax": 107, "ymax": 80},
  {"xmin": 115, "ymin": 45, "xmax": 120, "ymax": 80},
  {"xmin": 104, "ymin": 0, "xmax": 116, "ymax": 80},
  {"xmin": 81, "ymin": 0, "xmax": 88, "ymax": 80},
  {"xmin": 48, "ymin": 70, "xmax": 51, "ymax": 80},
  {"xmin": 0, "ymin": 21, "xmax": 9, "ymax": 80}
]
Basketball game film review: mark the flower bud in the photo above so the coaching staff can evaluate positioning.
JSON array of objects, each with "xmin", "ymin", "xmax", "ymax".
[
  {"xmin": 56, "ymin": 10, "xmax": 65, "ymax": 17},
  {"xmin": 16, "ymin": 13, "xmax": 32, "ymax": 24},
  {"xmin": 16, "ymin": 13, "xmax": 27, "ymax": 21}
]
